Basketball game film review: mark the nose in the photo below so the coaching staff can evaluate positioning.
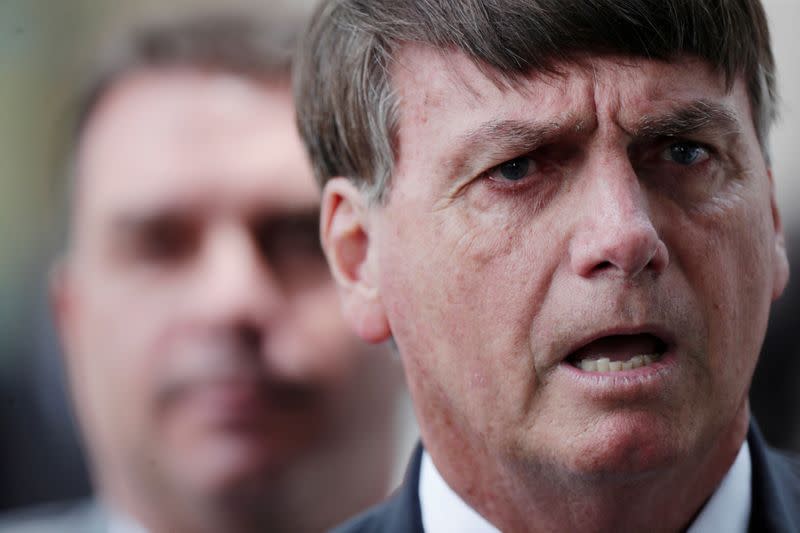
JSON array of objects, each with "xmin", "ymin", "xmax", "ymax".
[
  {"xmin": 569, "ymin": 157, "xmax": 668, "ymax": 279},
  {"xmin": 194, "ymin": 222, "xmax": 284, "ymax": 329}
]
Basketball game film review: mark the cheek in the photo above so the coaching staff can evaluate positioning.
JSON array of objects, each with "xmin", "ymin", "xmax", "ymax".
[
  {"xmin": 377, "ymin": 198, "xmax": 561, "ymax": 434},
  {"xmin": 73, "ymin": 275, "xmax": 172, "ymax": 426},
  {"xmin": 276, "ymin": 281, "xmax": 366, "ymax": 383},
  {"xmin": 668, "ymin": 187, "xmax": 774, "ymax": 396}
]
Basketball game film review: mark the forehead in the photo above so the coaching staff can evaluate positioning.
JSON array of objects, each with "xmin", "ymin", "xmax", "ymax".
[
  {"xmin": 390, "ymin": 44, "xmax": 753, "ymax": 172},
  {"xmin": 75, "ymin": 68, "xmax": 318, "ymax": 219}
]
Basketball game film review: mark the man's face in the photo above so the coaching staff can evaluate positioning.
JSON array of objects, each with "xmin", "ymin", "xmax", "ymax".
[
  {"xmin": 348, "ymin": 49, "xmax": 788, "ymax": 484},
  {"xmin": 58, "ymin": 70, "xmax": 395, "ymax": 511}
]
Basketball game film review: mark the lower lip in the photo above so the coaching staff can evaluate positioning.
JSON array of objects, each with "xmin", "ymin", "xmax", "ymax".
[{"xmin": 554, "ymin": 351, "xmax": 679, "ymax": 400}]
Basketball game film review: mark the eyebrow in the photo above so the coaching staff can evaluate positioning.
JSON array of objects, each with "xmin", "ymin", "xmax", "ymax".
[
  {"xmin": 109, "ymin": 205, "xmax": 321, "ymax": 235},
  {"xmin": 460, "ymin": 119, "xmax": 559, "ymax": 153},
  {"xmin": 451, "ymin": 116, "xmax": 584, "ymax": 178},
  {"xmin": 446, "ymin": 100, "xmax": 741, "ymax": 181},
  {"xmin": 105, "ymin": 212, "xmax": 191, "ymax": 254},
  {"xmin": 633, "ymin": 100, "xmax": 742, "ymax": 140},
  {"xmin": 110, "ymin": 209, "xmax": 187, "ymax": 233}
]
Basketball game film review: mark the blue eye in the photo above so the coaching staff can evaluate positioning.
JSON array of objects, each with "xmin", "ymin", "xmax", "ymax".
[
  {"xmin": 491, "ymin": 156, "xmax": 535, "ymax": 182},
  {"xmin": 662, "ymin": 142, "xmax": 709, "ymax": 166}
]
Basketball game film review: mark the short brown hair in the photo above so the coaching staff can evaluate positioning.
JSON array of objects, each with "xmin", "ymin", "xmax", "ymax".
[
  {"xmin": 295, "ymin": 0, "xmax": 777, "ymax": 202},
  {"xmin": 75, "ymin": 12, "xmax": 304, "ymax": 142}
]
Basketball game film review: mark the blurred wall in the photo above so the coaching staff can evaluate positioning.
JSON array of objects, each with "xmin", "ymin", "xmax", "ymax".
[{"xmin": 766, "ymin": 1, "xmax": 800, "ymax": 230}]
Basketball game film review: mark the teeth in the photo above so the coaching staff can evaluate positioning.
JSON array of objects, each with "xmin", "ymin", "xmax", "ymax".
[{"xmin": 575, "ymin": 353, "xmax": 660, "ymax": 372}]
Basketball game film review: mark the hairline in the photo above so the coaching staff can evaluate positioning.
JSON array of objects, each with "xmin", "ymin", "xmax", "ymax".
[{"xmin": 367, "ymin": 46, "xmax": 773, "ymax": 206}]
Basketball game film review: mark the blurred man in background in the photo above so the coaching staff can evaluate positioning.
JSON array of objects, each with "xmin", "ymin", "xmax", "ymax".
[{"xmin": 0, "ymin": 10, "xmax": 404, "ymax": 533}]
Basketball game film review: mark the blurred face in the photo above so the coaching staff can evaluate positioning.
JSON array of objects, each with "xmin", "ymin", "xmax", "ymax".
[
  {"xmin": 337, "ymin": 49, "xmax": 788, "ymax": 491},
  {"xmin": 58, "ymin": 69, "xmax": 395, "ymax": 523}
]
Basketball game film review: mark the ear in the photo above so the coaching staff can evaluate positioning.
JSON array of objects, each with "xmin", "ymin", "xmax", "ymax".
[
  {"xmin": 49, "ymin": 257, "xmax": 94, "ymax": 430},
  {"xmin": 767, "ymin": 169, "xmax": 789, "ymax": 300},
  {"xmin": 49, "ymin": 257, "xmax": 78, "ymax": 362},
  {"xmin": 320, "ymin": 178, "xmax": 391, "ymax": 343}
]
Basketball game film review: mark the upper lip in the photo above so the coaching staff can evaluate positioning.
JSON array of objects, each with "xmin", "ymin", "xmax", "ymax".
[{"xmin": 561, "ymin": 323, "xmax": 676, "ymax": 362}]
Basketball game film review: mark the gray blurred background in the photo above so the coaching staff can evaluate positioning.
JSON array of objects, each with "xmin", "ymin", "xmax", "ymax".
[{"xmin": 0, "ymin": 0, "xmax": 798, "ymax": 512}]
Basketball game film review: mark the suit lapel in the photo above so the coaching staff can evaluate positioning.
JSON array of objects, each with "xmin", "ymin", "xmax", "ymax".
[
  {"xmin": 748, "ymin": 420, "xmax": 800, "ymax": 532},
  {"xmin": 381, "ymin": 444, "xmax": 425, "ymax": 533}
]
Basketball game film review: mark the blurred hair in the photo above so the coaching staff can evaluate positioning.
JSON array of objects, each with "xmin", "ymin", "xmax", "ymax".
[
  {"xmin": 75, "ymin": 12, "xmax": 302, "ymax": 141},
  {"xmin": 295, "ymin": 0, "xmax": 777, "ymax": 203}
]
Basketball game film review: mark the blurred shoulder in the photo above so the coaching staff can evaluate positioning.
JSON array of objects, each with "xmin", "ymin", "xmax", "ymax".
[{"xmin": 0, "ymin": 499, "xmax": 104, "ymax": 533}]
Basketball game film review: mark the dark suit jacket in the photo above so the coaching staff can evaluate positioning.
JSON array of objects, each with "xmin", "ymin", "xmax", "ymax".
[{"xmin": 333, "ymin": 421, "xmax": 800, "ymax": 533}]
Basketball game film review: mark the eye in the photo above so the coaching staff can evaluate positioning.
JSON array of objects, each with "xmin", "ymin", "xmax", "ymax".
[
  {"xmin": 486, "ymin": 156, "xmax": 537, "ymax": 183},
  {"xmin": 254, "ymin": 214, "xmax": 323, "ymax": 263},
  {"xmin": 661, "ymin": 142, "xmax": 710, "ymax": 166},
  {"xmin": 128, "ymin": 215, "xmax": 198, "ymax": 264},
  {"xmin": 254, "ymin": 213, "xmax": 328, "ymax": 288}
]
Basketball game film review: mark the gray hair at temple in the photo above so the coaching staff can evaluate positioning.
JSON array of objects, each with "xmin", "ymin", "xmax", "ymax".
[{"xmin": 294, "ymin": 0, "xmax": 777, "ymax": 203}]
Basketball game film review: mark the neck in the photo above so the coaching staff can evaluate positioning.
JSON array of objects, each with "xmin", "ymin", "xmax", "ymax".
[
  {"xmin": 102, "ymin": 469, "xmax": 362, "ymax": 533},
  {"xmin": 432, "ymin": 405, "xmax": 750, "ymax": 533},
  {"xmin": 102, "ymin": 479, "xmax": 258, "ymax": 533}
]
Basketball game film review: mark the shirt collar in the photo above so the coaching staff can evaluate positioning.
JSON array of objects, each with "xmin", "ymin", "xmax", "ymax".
[
  {"xmin": 419, "ymin": 441, "xmax": 751, "ymax": 533},
  {"xmin": 688, "ymin": 440, "xmax": 751, "ymax": 533},
  {"xmin": 419, "ymin": 451, "xmax": 499, "ymax": 533},
  {"xmin": 107, "ymin": 508, "xmax": 149, "ymax": 533}
]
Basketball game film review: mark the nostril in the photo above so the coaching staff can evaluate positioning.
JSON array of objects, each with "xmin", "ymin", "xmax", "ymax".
[
  {"xmin": 235, "ymin": 323, "xmax": 262, "ymax": 352},
  {"xmin": 571, "ymin": 226, "xmax": 667, "ymax": 279},
  {"xmin": 595, "ymin": 261, "xmax": 613, "ymax": 271}
]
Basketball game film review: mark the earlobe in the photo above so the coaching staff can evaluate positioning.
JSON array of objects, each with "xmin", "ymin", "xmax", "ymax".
[{"xmin": 321, "ymin": 178, "xmax": 391, "ymax": 343}]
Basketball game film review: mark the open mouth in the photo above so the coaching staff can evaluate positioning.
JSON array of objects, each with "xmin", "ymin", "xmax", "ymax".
[{"xmin": 566, "ymin": 333, "xmax": 669, "ymax": 372}]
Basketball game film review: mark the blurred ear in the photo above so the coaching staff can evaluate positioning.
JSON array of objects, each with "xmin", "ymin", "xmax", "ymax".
[
  {"xmin": 49, "ymin": 257, "xmax": 77, "ymax": 362},
  {"xmin": 768, "ymin": 170, "xmax": 789, "ymax": 300},
  {"xmin": 320, "ymin": 178, "xmax": 390, "ymax": 343},
  {"xmin": 49, "ymin": 257, "xmax": 93, "ymax": 430}
]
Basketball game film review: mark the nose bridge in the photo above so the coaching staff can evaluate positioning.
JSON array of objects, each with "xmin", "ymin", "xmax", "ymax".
[
  {"xmin": 570, "ymin": 152, "xmax": 668, "ymax": 278},
  {"xmin": 196, "ymin": 220, "xmax": 283, "ymax": 324},
  {"xmin": 596, "ymin": 157, "xmax": 648, "ymax": 230}
]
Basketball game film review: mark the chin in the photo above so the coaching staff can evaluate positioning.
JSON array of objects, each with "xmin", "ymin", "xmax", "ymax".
[
  {"xmin": 179, "ymin": 434, "xmax": 290, "ymax": 495},
  {"xmin": 549, "ymin": 412, "xmax": 690, "ymax": 483}
]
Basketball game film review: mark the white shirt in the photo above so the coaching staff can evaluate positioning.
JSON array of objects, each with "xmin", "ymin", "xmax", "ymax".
[
  {"xmin": 420, "ymin": 441, "xmax": 751, "ymax": 533},
  {"xmin": 107, "ymin": 510, "xmax": 148, "ymax": 533}
]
